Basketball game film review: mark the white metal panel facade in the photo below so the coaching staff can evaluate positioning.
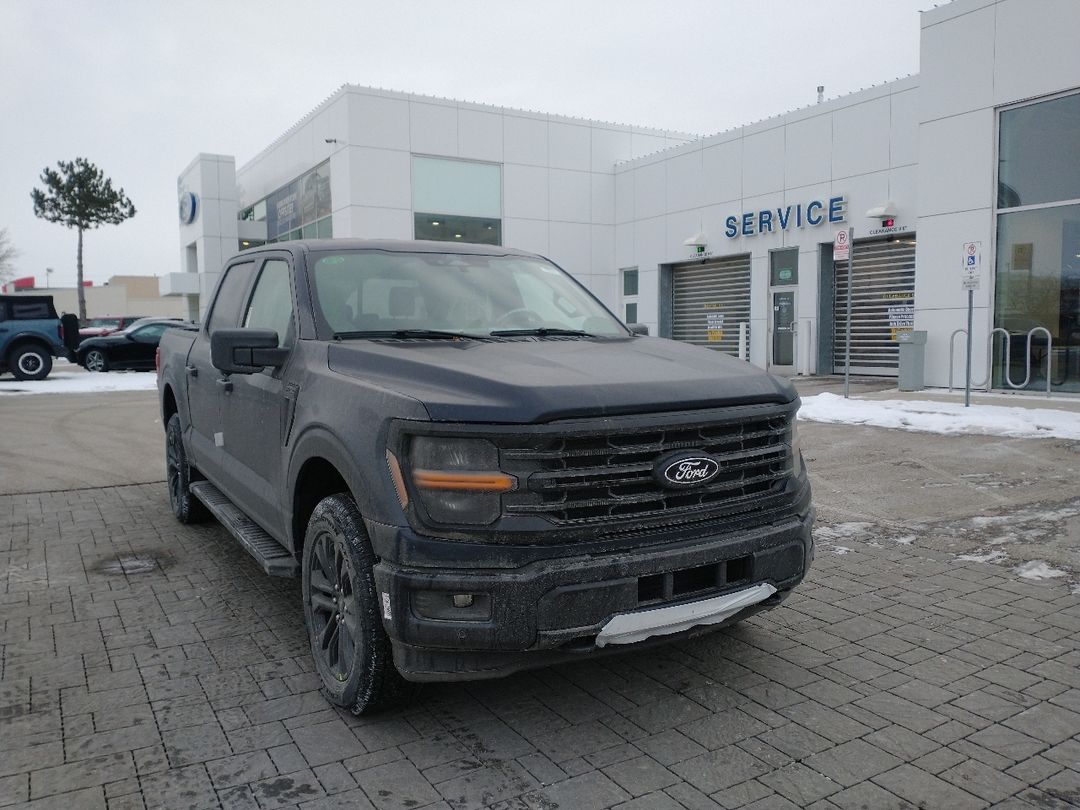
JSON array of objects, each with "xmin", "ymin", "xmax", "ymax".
[
  {"xmin": 671, "ymin": 255, "xmax": 751, "ymax": 356},
  {"xmin": 832, "ymin": 238, "xmax": 916, "ymax": 376}
]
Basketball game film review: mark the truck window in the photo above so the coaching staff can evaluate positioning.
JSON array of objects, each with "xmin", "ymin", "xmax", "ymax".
[
  {"xmin": 310, "ymin": 252, "xmax": 626, "ymax": 337},
  {"xmin": 207, "ymin": 262, "xmax": 256, "ymax": 334},
  {"xmin": 12, "ymin": 302, "xmax": 51, "ymax": 320},
  {"xmin": 243, "ymin": 259, "xmax": 294, "ymax": 346}
]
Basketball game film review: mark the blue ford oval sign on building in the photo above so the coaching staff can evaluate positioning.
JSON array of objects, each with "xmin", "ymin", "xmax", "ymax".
[
  {"xmin": 724, "ymin": 195, "xmax": 846, "ymax": 238},
  {"xmin": 178, "ymin": 191, "xmax": 198, "ymax": 225}
]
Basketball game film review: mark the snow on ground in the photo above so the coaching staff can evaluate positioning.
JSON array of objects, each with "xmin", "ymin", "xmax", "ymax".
[
  {"xmin": 799, "ymin": 392, "xmax": 1080, "ymax": 440},
  {"xmin": 0, "ymin": 363, "xmax": 156, "ymax": 396},
  {"xmin": 1013, "ymin": 560, "xmax": 1068, "ymax": 580}
]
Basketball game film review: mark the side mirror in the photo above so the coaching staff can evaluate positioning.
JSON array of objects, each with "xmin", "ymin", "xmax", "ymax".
[
  {"xmin": 211, "ymin": 328, "xmax": 289, "ymax": 374},
  {"xmin": 628, "ymin": 323, "xmax": 649, "ymax": 336}
]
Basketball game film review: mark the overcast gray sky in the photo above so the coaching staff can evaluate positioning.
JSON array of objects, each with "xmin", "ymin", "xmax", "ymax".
[{"xmin": 1, "ymin": 0, "xmax": 932, "ymax": 288}]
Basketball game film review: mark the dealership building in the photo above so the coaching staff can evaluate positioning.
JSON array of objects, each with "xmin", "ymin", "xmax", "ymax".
[{"xmin": 170, "ymin": 0, "xmax": 1080, "ymax": 392}]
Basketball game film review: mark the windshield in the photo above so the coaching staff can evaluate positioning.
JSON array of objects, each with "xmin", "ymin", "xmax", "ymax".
[
  {"xmin": 310, "ymin": 251, "xmax": 628, "ymax": 338},
  {"xmin": 85, "ymin": 318, "xmax": 121, "ymax": 328}
]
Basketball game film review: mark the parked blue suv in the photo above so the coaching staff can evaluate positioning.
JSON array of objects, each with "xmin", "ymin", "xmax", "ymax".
[{"xmin": 0, "ymin": 295, "xmax": 79, "ymax": 381}]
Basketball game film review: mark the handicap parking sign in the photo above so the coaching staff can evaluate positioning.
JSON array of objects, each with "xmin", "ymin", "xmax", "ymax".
[{"xmin": 966, "ymin": 255, "xmax": 976, "ymax": 266}]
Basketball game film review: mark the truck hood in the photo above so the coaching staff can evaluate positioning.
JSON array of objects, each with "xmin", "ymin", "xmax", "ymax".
[{"xmin": 326, "ymin": 336, "xmax": 795, "ymax": 423}]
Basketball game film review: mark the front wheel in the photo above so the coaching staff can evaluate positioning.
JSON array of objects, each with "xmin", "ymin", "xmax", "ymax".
[
  {"xmin": 165, "ymin": 413, "xmax": 207, "ymax": 523},
  {"xmin": 84, "ymin": 349, "xmax": 109, "ymax": 372},
  {"xmin": 302, "ymin": 494, "xmax": 414, "ymax": 715},
  {"xmin": 10, "ymin": 345, "xmax": 52, "ymax": 381}
]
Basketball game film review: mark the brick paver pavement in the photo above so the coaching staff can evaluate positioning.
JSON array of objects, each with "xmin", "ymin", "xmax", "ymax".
[{"xmin": 2, "ymin": 483, "xmax": 1078, "ymax": 809}]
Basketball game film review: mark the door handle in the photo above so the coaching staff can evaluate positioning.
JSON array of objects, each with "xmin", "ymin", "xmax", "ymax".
[
  {"xmin": 185, "ymin": 364, "xmax": 198, "ymax": 377},
  {"xmin": 216, "ymin": 378, "xmax": 233, "ymax": 393}
]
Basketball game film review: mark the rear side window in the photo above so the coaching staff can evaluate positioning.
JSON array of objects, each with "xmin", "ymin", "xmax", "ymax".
[
  {"xmin": 12, "ymin": 302, "xmax": 52, "ymax": 320},
  {"xmin": 206, "ymin": 262, "xmax": 256, "ymax": 333},
  {"xmin": 243, "ymin": 260, "xmax": 294, "ymax": 346}
]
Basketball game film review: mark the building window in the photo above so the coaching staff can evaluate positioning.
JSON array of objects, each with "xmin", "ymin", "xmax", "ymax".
[
  {"xmin": 998, "ymin": 93, "xmax": 1080, "ymax": 208},
  {"xmin": 240, "ymin": 162, "xmax": 332, "ymax": 244},
  {"xmin": 620, "ymin": 267, "xmax": 639, "ymax": 324},
  {"xmin": 414, "ymin": 214, "xmax": 500, "ymax": 246},
  {"xmin": 770, "ymin": 248, "xmax": 799, "ymax": 286},
  {"xmin": 412, "ymin": 157, "xmax": 501, "ymax": 246},
  {"xmin": 995, "ymin": 91, "xmax": 1080, "ymax": 392}
]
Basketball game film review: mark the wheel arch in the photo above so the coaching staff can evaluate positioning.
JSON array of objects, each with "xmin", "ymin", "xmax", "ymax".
[
  {"xmin": 288, "ymin": 426, "xmax": 379, "ymax": 558},
  {"xmin": 6, "ymin": 336, "xmax": 52, "ymax": 363},
  {"xmin": 161, "ymin": 384, "xmax": 179, "ymax": 428}
]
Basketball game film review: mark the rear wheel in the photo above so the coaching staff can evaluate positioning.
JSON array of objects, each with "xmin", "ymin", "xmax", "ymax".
[
  {"xmin": 10, "ymin": 345, "xmax": 52, "ymax": 381},
  {"xmin": 302, "ymin": 493, "xmax": 414, "ymax": 714},
  {"xmin": 84, "ymin": 349, "xmax": 109, "ymax": 372},
  {"xmin": 165, "ymin": 413, "xmax": 208, "ymax": 523}
]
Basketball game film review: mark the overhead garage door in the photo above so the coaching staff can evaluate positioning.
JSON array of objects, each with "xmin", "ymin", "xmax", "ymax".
[
  {"xmin": 671, "ymin": 254, "xmax": 752, "ymax": 356},
  {"xmin": 833, "ymin": 237, "xmax": 916, "ymax": 376}
]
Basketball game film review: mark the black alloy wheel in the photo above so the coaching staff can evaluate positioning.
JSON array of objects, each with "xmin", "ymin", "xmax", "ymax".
[
  {"xmin": 302, "ymin": 493, "xmax": 413, "ymax": 714},
  {"xmin": 165, "ymin": 413, "xmax": 207, "ymax": 523}
]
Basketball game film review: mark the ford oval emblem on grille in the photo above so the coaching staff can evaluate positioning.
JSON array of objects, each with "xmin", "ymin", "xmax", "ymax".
[{"xmin": 655, "ymin": 454, "xmax": 721, "ymax": 488}]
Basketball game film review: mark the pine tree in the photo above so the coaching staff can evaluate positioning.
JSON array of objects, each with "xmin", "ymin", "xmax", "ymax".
[{"xmin": 31, "ymin": 158, "xmax": 136, "ymax": 320}]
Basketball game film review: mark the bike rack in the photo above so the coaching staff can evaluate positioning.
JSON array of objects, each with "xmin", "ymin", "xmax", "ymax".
[{"xmin": 949, "ymin": 325, "xmax": 1053, "ymax": 397}]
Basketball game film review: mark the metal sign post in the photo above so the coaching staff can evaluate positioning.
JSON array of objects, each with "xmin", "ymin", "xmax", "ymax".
[
  {"xmin": 961, "ymin": 242, "xmax": 981, "ymax": 407},
  {"xmin": 834, "ymin": 229, "xmax": 853, "ymax": 398}
]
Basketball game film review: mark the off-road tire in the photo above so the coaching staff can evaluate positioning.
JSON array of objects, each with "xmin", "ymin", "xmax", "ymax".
[
  {"xmin": 302, "ymin": 493, "xmax": 415, "ymax": 715},
  {"xmin": 165, "ymin": 413, "xmax": 208, "ymax": 523},
  {"xmin": 10, "ymin": 344, "xmax": 52, "ymax": 381}
]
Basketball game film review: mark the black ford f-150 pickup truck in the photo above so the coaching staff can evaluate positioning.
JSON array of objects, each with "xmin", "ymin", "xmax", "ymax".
[{"xmin": 157, "ymin": 239, "xmax": 813, "ymax": 714}]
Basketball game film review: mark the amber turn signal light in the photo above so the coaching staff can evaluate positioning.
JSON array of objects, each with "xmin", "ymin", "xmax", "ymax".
[{"xmin": 412, "ymin": 470, "xmax": 515, "ymax": 492}]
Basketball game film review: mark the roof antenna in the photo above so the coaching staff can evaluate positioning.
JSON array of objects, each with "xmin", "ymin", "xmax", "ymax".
[{"xmin": 817, "ymin": 85, "xmax": 825, "ymax": 104}]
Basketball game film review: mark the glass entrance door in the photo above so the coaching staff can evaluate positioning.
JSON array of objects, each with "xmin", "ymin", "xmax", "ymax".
[{"xmin": 771, "ymin": 290, "xmax": 796, "ymax": 374}]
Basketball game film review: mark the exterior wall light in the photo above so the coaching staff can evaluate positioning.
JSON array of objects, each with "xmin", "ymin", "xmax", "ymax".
[{"xmin": 683, "ymin": 231, "xmax": 709, "ymax": 255}]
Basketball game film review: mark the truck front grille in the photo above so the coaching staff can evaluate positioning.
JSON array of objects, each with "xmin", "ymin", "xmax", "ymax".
[{"xmin": 499, "ymin": 408, "xmax": 792, "ymax": 525}]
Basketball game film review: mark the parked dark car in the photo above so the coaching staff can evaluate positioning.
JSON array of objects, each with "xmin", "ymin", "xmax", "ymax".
[
  {"xmin": 77, "ymin": 318, "xmax": 196, "ymax": 372},
  {"xmin": 78, "ymin": 314, "xmax": 146, "ymax": 341},
  {"xmin": 0, "ymin": 294, "xmax": 79, "ymax": 380}
]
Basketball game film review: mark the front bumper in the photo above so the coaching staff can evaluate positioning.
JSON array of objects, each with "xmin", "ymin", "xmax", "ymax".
[{"xmin": 371, "ymin": 504, "xmax": 815, "ymax": 681}]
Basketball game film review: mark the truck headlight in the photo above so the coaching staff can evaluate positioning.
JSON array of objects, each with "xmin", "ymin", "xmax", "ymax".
[{"xmin": 408, "ymin": 436, "xmax": 515, "ymax": 525}]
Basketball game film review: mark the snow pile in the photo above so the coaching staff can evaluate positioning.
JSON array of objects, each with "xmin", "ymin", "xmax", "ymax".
[
  {"xmin": 957, "ymin": 549, "xmax": 1007, "ymax": 564},
  {"xmin": 0, "ymin": 365, "xmax": 157, "ymax": 396},
  {"xmin": 799, "ymin": 393, "xmax": 1080, "ymax": 440},
  {"xmin": 1013, "ymin": 560, "xmax": 1067, "ymax": 580}
]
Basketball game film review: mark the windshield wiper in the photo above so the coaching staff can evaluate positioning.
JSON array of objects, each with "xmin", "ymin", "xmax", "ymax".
[
  {"xmin": 489, "ymin": 327, "xmax": 595, "ymax": 337},
  {"xmin": 333, "ymin": 329, "xmax": 490, "ymax": 341}
]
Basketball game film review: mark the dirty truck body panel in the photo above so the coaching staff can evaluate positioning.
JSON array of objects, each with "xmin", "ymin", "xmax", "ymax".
[{"xmin": 158, "ymin": 239, "xmax": 813, "ymax": 683}]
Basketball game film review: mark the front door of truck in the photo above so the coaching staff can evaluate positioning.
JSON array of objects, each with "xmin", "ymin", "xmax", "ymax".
[
  {"xmin": 186, "ymin": 261, "xmax": 257, "ymax": 485},
  {"xmin": 218, "ymin": 255, "xmax": 296, "ymax": 537}
]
